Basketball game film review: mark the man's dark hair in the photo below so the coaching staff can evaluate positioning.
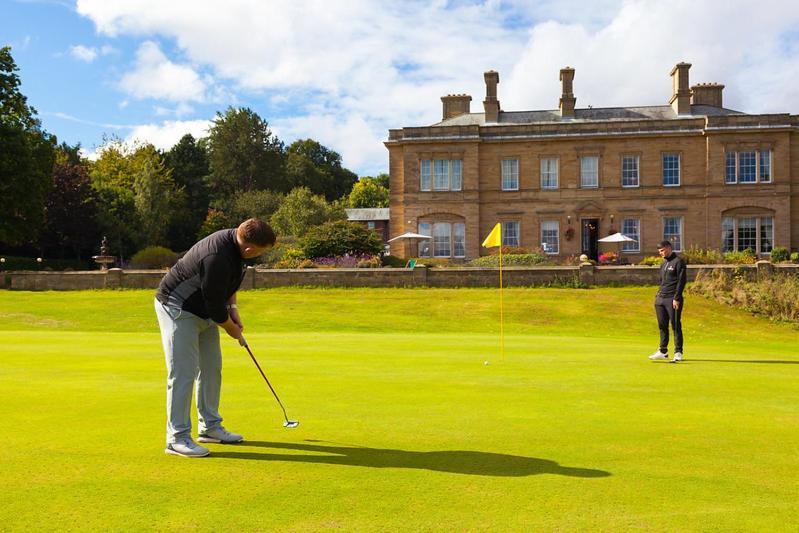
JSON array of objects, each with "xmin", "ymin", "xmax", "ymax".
[
  {"xmin": 237, "ymin": 218, "xmax": 276, "ymax": 247},
  {"xmin": 658, "ymin": 240, "xmax": 673, "ymax": 249}
]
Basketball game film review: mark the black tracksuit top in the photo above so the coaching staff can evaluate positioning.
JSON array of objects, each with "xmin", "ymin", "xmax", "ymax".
[
  {"xmin": 657, "ymin": 252, "xmax": 687, "ymax": 302},
  {"xmin": 156, "ymin": 229, "xmax": 247, "ymax": 323}
]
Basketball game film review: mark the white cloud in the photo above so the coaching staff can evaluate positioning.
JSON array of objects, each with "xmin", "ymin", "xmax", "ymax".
[
  {"xmin": 70, "ymin": 44, "xmax": 98, "ymax": 62},
  {"xmin": 125, "ymin": 119, "xmax": 212, "ymax": 151},
  {"xmin": 76, "ymin": 0, "xmax": 799, "ymax": 174},
  {"xmin": 119, "ymin": 41, "xmax": 207, "ymax": 102}
]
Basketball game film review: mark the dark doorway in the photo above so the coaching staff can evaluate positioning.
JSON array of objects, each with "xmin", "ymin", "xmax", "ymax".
[{"xmin": 582, "ymin": 218, "xmax": 599, "ymax": 260}]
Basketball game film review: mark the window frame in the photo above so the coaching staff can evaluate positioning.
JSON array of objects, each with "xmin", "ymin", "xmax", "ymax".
[
  {"xmin": 720, "ymin": 216, "xmax": 774, "ymax": 255},
  {"xmin": 662, "ymin": 216, "xmax": 683, "ymax": 252},
  {"xmin": 621, "ymin": 154, "xmax": 640, "ymax": 188},
  {"xmin": 724, "ymin": 150, "xmax": 773, "ymax": 185},
  {"xmin": 540, "ymin": 220, "xmax": 560, "ymax": 255},
  {"xmin": 580, "ymin": 155, "xmax": 599, "ymax": 189},
  {"xmin": 621, "ymin": 218, "xmax": 640, "ymax": 252},
  {"xmin": 501, "ymin": 158, "xmax": 520, "ymax": 191},
  {"xmin": 501, "ymin": 221, "xmax": 520, "ymax": 247},
  {"xmin": 662, "ymin": 153, "xmax": 681, "ymax": 187},
  {"xmin": 540, "ymin": 157, "xmax": 559, "ymax": 190}
]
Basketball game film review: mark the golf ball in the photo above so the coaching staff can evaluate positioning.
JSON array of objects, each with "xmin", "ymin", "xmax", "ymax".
[{"xmin": 484, "ymin": 360, "xmax": 489, "ymax": 365}]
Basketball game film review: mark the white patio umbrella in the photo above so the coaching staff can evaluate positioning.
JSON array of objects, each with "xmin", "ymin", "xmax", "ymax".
[
  {"xmin": 387, "ymin": 231, "xmax": 433, "ymax": 258},
  {"xmin": 597, "ymin": 232, "xmax": 637, "ymax": 263}
]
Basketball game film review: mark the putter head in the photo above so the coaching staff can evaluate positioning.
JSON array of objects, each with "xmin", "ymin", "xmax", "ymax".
[{"xmin": 283, "ymin": 420, "xmax": 299, "ymax": 429}]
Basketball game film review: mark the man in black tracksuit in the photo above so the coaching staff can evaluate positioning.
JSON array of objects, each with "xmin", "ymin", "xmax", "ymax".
[
  {"xmin": 155, "ymin": 218, "xmax": 275, "ymax": 457},
  {"xmin": 649, "ymin": 240, "xmax": 687, "ymax": 362}
]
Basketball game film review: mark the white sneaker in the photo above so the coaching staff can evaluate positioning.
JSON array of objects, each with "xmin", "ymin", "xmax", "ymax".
[
  {"xmin": 197, "ymin": 426, "xmax": 244, "ymax": 444},
  {"xmin": 672, "ymin": 352, "xmax": 683, "ymax": 363},
  {"xmin": 648, "ymin": 350, "xmax": 669, "ymax": 360},
  {"xmin": 165, "ymin": 439, "xmax": 210, "ymax": 457}
]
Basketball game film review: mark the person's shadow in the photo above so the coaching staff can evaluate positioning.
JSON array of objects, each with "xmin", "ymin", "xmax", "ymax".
[{"xmin": 211, "ymin": 440, "xmax": 611, "ymax": 478}]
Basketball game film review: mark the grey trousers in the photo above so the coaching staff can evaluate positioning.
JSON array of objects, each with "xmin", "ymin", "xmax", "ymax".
[{"xmin": 154, "ymin": 299, "xmax": 223, "ymax": 444}]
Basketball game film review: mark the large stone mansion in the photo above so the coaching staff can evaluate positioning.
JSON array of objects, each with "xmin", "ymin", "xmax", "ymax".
[{"xmin": 385, "ymin": 62, "xmax": 799, "ymax": 261}]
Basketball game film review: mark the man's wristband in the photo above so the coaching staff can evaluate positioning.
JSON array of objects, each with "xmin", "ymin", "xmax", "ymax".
[{"xmin": 226, "ymin": 304, "xmax": 238, "ymax": 310}]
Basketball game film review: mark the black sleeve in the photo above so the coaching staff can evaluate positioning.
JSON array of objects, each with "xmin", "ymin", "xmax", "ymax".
[
  {"xmin": 674, "ymin": 257, "xmax": 687, "ymax": 301},
  {"xmin": 201, "ymin": 254, "xmax": 231, "ymax": 324}
]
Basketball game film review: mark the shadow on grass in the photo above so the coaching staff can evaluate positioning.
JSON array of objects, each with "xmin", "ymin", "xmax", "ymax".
[
  {"xmin": 211, "ymin": 440, "xmax": 611, "ymax": 478},
  {"xmin": 688, "ymin": 359, "xmax": 799, "ymax": 365}
]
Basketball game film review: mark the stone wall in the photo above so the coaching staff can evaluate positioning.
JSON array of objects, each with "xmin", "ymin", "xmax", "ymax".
[{"xmin": 3, "ymin": 263, "xmax": 795, "ymax": 291}]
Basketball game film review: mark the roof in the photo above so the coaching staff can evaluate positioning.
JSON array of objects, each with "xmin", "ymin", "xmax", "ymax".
[
  {"xmin": 432, "ymin": 104, "xmax": 745, "ymax": 127},
  {"xmin": 345, "ymin": 208, "xmax": 390, "ymax": 221}
]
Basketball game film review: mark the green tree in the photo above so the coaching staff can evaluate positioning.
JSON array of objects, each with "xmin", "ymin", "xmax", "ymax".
[
  {"xmin": 285, "ymin": 139, "xmax": 358, "ymax": 201},
  {"xmin": 348, "ymin": 177, "xmax": 389, "ymax": 208},
  {"xmin": 206, "ymin": 107, "xmax": 285, "ymax": 198},
  {"xmin": 133, "ymin": 152, "xmax": 180, "ymax": 246},
  {"xmin": 0, "ymin": 46, "xmax": 56, "ymax": 246},
  {"xmin": 164, "ymin": 134, "xmax": 210, "ymax": 250},
  {"xmin": 299, "ymin": 220, "xmax": 384, "ymax": 258},
  {"xmin": 270, "ymin": 187, "xmax": 345, "ymax": 238}
]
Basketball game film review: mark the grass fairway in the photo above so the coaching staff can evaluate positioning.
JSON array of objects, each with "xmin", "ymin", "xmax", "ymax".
[{"xmin": 1, "ymin": 287, "xmax": 798, "ymax": 531}]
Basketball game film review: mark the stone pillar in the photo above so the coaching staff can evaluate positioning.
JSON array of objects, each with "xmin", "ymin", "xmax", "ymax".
[
  {"xmin": 756, "ymin": 260, "xmax": 774, "ymax": 280},
  {"xmin": 579, "ymin": 263, "xmax": 595, "ymax": 287},
  {"xmin": 105, "ymin": 268, "xmax": 123, "ymax": 289}
]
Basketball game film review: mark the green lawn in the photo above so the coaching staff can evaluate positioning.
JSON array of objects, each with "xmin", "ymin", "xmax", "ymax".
[{"xmin": 1, "ymin": 287, "xmax": 797, "ymax": 531}]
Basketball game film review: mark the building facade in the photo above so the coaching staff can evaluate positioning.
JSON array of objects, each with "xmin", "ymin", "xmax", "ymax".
[
  {"xmin": 385, "ymin": 63, "xmax": 799, "ymax": 261},
  {"xmin": 345, "ymin": 208, "xmax": 390, "ymax": 242}
]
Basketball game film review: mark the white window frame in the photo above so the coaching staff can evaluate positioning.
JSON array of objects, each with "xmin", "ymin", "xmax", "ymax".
[
  {"xmin": 501, "ymin": 158, "xmax": 519, "ymax": 191},
  {"xmin": 580, "ymin": 156, "xmax": 599, "ymax": 188},
  {"xmin": 621, "ymin": 155, "xmax": 640, "ymax": 188},
  {"xmin": 453, "ymin": 223, "xmax": 465, "ymax": 258},
  {"xmin": 724, "ymin": 150, "xmax": 772, "ymax": 184},
  {"xmin": 433, "ymin": 160, "xmax": 449, "ymax": 191},
  {"xmin": 721, "ymin": 216, "xmax": 774, "ymax": 254},
  {"xmin": 418, "ymin": 223, "xmax": 432, "ymax": 257},
  {"xmin": 450, "ymin": 159, "xmax": 462, "ymax": 191},
  {"xmin": 621, "ymin": 218, "xmax": 640, "ymax": 252},
  {"xmin": 501, "ymin": 221, "xmax": 520, "ymax": 247},
  {"xmin": 432, "ymin": 222, "xmax": 451, "ymax": 257},
  {"xmin": 662, "ymin": 216, "xmax": 683, "ymax": 252},
  {"xmin": 420, "ymin": 159, "xmax": 431, "ymax": 191},
  {"xmin": 540, "ymin": 158, "xmax": 559, "ymax": 190},
  {"xmin": 541, "ymin": 220, "xmax": 560, "ymax": 255},
  {"xmin": 662, "ymin": 153, "xmax": 681, "ymax": 187}
]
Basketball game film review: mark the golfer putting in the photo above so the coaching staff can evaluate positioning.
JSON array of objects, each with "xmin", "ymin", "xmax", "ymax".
[{"xmin": 154, "ymin": 218, "xmax": 276, "ymax": 457}]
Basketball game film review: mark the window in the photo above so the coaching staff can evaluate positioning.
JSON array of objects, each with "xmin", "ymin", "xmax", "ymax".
[
  {"xmin": 580, "ymin": 156, "xmax": 598, "ymax": 188},
  {"xmin": 621, "ymin": 155, "xmax": 639, "ymax": 187},
  {"xmin": 418, "ymin": 223, "xmax": 431, "ymax": 257},
  {"xmin": 420, "ymin": 159, "xmax": 462, "ymax": 191},
  {"xmin": 724, "ymin": 150, "xmax": 772, "ymax": 184},
  {"xmin": 502, "ymin": 221, "xmax": 519, "ymax": 247},
  {"xmin": 453, "ymin": 223, "xmax": 465, "ymax": 258},
  {"xmin": 501, "ymin": 159, "xmax": 519, "ymax": 190},
  {"xmin": 420, "ymin": 160, "xmax": 431, "ymax": 191},
  {"xmin": 367, "ymin": 221, "xmax": 375, "ymax": 230},
  {"xmin": 541, "ymin": 158, "xmax": 558, "ymax": 189},
  {"xmin": 662, "ymin": 153, "xmax": 680, "ymax": 186},
  {"xmin": 541, "ymin": 221, "xmax": 559, "ymax": 254},
  {"xmin": 621, "ymin": 218, "xmax": 640, "ymax": 252},
  {"xmin": 721, "ymin": 216, "xmax": 773, "ymax": 254},
  {"xmin": 432, "ymin": 223, "xmax": 451, "ymax": 257},
  {"xmin": 663, "ymin": 217, "xmax": 683, "ymax": 252}
]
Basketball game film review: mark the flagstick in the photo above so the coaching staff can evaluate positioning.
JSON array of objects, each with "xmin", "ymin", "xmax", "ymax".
[{"xmin": 499, "ymin": 245, "xmax": 505, "ymax": 361}]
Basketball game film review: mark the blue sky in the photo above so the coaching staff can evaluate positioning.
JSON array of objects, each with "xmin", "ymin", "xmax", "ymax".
[{"xmin": 3, "ymin": 0, "xmax": 799, "ymax": 176}]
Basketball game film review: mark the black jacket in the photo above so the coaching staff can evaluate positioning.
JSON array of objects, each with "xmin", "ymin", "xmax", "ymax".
[
  {"xmin": 156, "ymin": 229, "xmax": 246, "ymax": 323},
  {"xmin": 657, "ymin": 252, "xmax": 687, "ymax": 301}
]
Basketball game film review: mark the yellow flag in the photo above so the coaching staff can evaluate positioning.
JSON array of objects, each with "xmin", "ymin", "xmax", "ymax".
[{"xmin": 482, "ymin": 223, "xmax": 502, "ymax": 248}]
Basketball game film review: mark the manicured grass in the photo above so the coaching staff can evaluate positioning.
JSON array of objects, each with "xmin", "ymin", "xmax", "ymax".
[{"xmin": 1, "ymin": 287, "xmax": 797, "ymax": 531}]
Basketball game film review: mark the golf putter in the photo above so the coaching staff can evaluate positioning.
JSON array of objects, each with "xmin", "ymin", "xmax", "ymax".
[{"xmin": 239, "ymin": 336, "xmax": 299, "ymax": 428}]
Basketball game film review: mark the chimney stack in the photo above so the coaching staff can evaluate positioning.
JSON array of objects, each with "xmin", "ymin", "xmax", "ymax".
[
  {"xmin": 441, "ymin": 94, "xmax": 472, "ymax": 120},
  {"xmin": 483, "ymin": 70, "xmax": 500, "ymax": 123},
  {"xmin": 559, "ymin": 67, "xmax": 576, "ymax": 118},
  {"xmin": 669, "ymin": 62, "xmax": 692, "ymax": 115},
  {"xmin": 691, "ymin": 83, "xmax": 724, "ymax": 108}
]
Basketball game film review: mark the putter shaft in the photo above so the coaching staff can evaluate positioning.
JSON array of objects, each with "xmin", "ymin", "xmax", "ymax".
[{"xmin": 240, "ymin": 339, "xmax": 296, "ymax": 426}]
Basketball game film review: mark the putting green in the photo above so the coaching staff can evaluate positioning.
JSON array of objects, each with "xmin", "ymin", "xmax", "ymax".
[{"xmin": 1, "ymin": 287, "xmax": 797, "ymax": 531}]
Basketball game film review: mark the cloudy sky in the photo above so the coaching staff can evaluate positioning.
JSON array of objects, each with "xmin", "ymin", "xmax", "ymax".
[{"xmin": 4, "ymin": 0, "xmax": 799, "ymax": 175}]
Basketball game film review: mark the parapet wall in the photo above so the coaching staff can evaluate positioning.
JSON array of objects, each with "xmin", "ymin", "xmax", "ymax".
[{"xmin": 3, "ymin": 263, "xmax": 795, "ymax": 291}]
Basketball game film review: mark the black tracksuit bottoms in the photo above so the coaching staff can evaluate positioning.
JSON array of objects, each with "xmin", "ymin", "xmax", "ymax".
[{"xmin": 655, "ymin": 296, "xmax": 683, "ymax": 353}]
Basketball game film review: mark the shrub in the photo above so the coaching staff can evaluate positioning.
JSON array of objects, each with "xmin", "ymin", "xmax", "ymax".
[
  {"xmin": 639, "ymin": 256, "xmax": 663, "ymax": 266},
  {"xmin": 690, "ymin": 268, "xmax": 799, "ymax": 323},
  {"xmin": 469, "ymin": 253, "xmax": 547, "ymax": 267},
  {"xmin": 297, "ymin": 259, "xmax": 317, "ymax": 269},
  {"xmin": 130, "ymin": 246, "xmax": 178, "ymax": 268},
  {"xmin": 314, "ymin": 254, "xmax": 376, "ymax": 268},
  {"xmin": 770, "ymin": 246, "xmax": 790, "ymax": 263},
  {"xmin": 598, "ymin": 251, "xmax": 618, "ymax": 264},
  {"xmin": 356, "ymin": 256, "xmax": 381, "ymax": 268},
  {"xmin": 681, "ymin": 245, "xmax": 723, "ymax": 264},
  {"xmin": 381, "ymin": 255, "xmax": 407, "ymax": 268},
  {"xmin": 299, "ymin": 220, "xmax": 383, "ymax": 258},
  {"xmin": 791, "ymin": 252, "xmax": 799, "ymax": 263},
  {"xmin": 723, "ymin": 249, "xmax": 757, "ymax": 264}
]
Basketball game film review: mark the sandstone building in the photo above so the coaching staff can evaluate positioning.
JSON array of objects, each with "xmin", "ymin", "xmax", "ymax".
[{"xmin": 385, "ymin": 63, "xmax": 799, "ymax": 261}]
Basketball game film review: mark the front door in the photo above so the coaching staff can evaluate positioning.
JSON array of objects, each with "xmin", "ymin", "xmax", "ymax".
[{"xmin": 582, "ymin": 218, "xmax": 599, "ymax": 260}]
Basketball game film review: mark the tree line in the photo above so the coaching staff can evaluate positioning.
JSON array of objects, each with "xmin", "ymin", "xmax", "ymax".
[{"xmin": 0, "ymin": 46, "xmax": 389, "ymax": 264}]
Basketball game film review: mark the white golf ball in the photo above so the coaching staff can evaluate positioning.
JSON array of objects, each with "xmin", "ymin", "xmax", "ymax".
[{"xmin": 484, "ymin": 360, "xmax": 489, "ymax": 365}]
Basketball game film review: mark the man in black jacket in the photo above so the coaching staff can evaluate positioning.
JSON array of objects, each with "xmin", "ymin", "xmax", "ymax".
[
  {"xmin": 649, "ymin": 240, "xmax": 687, "ymax": 363},
  {"xmin": 155, "ymin": 218, "xmax": 275, "ymax": 457}
]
